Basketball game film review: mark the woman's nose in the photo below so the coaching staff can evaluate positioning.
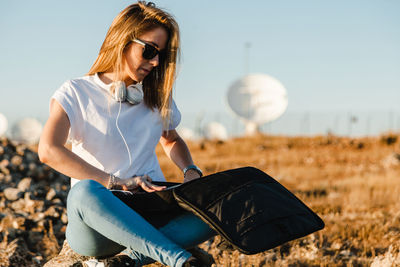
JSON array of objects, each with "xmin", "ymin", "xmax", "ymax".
[{"xmin": 149, "ymin": 55, "xmax": 159, "ymax": 67}]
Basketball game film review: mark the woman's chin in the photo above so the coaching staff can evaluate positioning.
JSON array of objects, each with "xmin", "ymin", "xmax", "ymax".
[{"xmin": 134, "ymin": 73, "xmax": 147, "ymax": 82}]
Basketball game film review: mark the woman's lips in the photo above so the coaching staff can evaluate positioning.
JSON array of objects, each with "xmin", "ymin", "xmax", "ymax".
[{"xmin": 140, "ymin": 68, "xmax": 151, "ymax": 74}]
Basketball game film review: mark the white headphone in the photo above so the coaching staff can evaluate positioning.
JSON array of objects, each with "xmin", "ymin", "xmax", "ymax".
[
  {"xmin": 112, "ymin": 81, "xmax": 144, "ymax": 105},
  {"xmin": 111, "ymin": 81, "xmax": 144, "ymax": 167}
]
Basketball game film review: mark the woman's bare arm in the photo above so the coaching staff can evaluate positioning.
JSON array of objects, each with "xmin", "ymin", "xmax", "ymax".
[
  {"xmin": 38, "ymin": 99, "xmax": 110, "ymax": 187},
  {"xmin": 39, "ymin": 99, "xmax": 165, "ymax": 192},
  {"xmin": 159, "ymin": 130, "xmax": 201, "ymax": 182}
]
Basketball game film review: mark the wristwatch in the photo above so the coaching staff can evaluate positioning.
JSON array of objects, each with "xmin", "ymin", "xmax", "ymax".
[{"xmin": 183, "ymin": 164, "xmax": 203, "ymax": 178}]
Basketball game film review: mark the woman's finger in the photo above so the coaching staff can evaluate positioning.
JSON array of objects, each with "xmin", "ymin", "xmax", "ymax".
[
  {"xmin": 148, "ymin": 183, "xmax": 166, "ymax": 191},
  {"xmin": 140, "ymin": 181, "xmax": 156, "ymax": 192}
]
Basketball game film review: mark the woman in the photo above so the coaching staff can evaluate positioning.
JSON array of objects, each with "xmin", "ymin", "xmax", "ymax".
[{"xmin": 38, "ymin": 2, "xmax": 215, "ymax": 267}]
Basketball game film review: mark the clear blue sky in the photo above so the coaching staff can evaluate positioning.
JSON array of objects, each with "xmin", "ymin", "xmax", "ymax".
[{"xmin": 1, "ymin": 0, "xmax": 399, "ymax": 136}]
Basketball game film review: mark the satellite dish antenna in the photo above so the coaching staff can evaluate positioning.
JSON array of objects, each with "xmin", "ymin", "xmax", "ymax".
[
  {"xmin": 11, "ymin": 118, "xmax": 43, "ymax": 145},
  {"xmin": 0, "ymin": 113, "xmax": 8, "ymax": 137},
  {"xmin": 204, "ymin": 122, "xmax": 228, "ymax": 141},
  {"xmin": 226, "ymin": 73, "xmax": 288, "ymax": 135},
  {"xmin": 177, "ymin": 126, "xmax": 197, "ymax": 141}
]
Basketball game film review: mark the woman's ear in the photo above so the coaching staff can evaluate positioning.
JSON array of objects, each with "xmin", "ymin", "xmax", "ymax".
[{"xmin": 123, "ymin": 41, "xmax": 132, "ymax": 53}]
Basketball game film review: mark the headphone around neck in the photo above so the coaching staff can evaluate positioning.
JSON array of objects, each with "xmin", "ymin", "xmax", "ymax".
[
  {"xmin": 112, "ymin": 81, "xmax": 144, "ymax": 105},
  {"xmin": 111, "ymin": 80, "xmax": 144, "ymax": 168}
]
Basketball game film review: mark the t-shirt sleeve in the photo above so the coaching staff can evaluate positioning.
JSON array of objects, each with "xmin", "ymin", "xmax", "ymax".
[
  {"xmin": 168, "ymin": 99, "xmax": 181, "ymax": 130},
  {"xmin": 50, "ymin": 81, "xmax": 83, "ymax": 143}
]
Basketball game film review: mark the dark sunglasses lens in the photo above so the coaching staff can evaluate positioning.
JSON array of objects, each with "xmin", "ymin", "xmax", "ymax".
[{"xmin": 143, "ymin": 44, "xmax": 159, "ymax": 59}]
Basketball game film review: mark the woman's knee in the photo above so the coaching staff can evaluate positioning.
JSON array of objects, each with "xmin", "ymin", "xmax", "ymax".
[
  {"xmin": 66, "ymin": 226, "xmax": 123, "ymax": 257},
  {"xmin": 67, "ymin": 179, "xmax": 104, "ymax": 210}
]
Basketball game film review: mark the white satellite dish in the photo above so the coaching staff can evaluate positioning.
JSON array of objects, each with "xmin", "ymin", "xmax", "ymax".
[
  {"xmin": 177, "ymin": 126, "xmax": 197, "ymax": 141},
  {"xmin": 227, "ymin": 73, "xmax": 288, "ymax": 135},
  {"xmin": 11, "ymin": 118, "xmax": 43, "ymax": 145},
  {"xmin": 0, "ymin": 113, "xmax": 8, "ymax": 136},
  {"xmin": 204, "ymin": 122, "xmax": 228, "ymax": 141}
]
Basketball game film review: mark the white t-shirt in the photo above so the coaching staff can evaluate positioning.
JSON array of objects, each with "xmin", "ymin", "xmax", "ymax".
[{"xmin": 51, "ymin": 73, "xmax": 181, "ymax": 187}]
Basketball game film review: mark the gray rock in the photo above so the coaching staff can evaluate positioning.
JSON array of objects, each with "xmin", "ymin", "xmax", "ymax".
[
  {"xmin": 4, "ymin": 187, "xmax": 23, "ymax": 201},
  {"xmin": 11, "ymin": 155, "xmax": 23, "ymax": 166},
  {"xmin": 61, "ymin": 212, "xmax": 68, "ymax": 224},
  {"xmin": 46, "ymin": 188, "xmax": 57, "ymax": 201},
  {"xmin": 32, "ymin": 212, "xmax": 45, "ymax": 222},
  {"xmin": 37, "ymin": 165, "xmax": 46, "ymax": 179},
  {"xmin": 43, "ymin": 240, "xmax": 91, "ymax": 267},
  {"xmin": 2, "ymin": 153, "xmax": 10, "ymax": 160},
  {"xmin": 0, "ymin": 166, "xmax": 10, "ymax": 175},
  {"xmin": 25, "ymin": 152, "xmax": 36, "ymax": 162},
  {"xmin": 24, "ymin": 192, "xmax": 38, "ymax": 213},
  {"xmin": 17, "ymin": 163, "xmax": 27, "ymax": 172},
  {"xmin": 37, "ymin": 219, "xmax": 45, "ymax": 228},
  {"xmin": 45, "ymin": 206, "xmax": 60, "ymax": 218},
  {"xmin": 16, "ymin": 145, "xmax": 26, "ymax": 156},
  {"xmin": 0, "ymin": 158, "xmax": 9, "ymax": 167},
  {"xmin": 52, "ymin": 198, "xmax": 63, "ymax": 205},
  {"xmin": 10, "ymin": 198, "xmax": 26, "ymax": 210},
  {"xmin": 17, "ymin": 177, "xmax": 32, "ymax": 191},
  {"xmin": 28, "ymin": 162, "xmax": 37, "ymax": 171},
  {"xmin": 2, "ymin": 174, "xmax": 12, "ymax": 183}
]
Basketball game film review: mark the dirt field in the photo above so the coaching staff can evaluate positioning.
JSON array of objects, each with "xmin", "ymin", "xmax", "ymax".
[
  {"xmin": 1, "ymin": 134, "xmax": 400, "ymax": 266},
  {"xmin": 157, "ymin": 134, "xmax": 400, "ymax": 266}
]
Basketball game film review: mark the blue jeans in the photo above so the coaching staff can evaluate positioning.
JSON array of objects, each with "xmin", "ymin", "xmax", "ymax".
[{"xmin": 66, "ymin": 179, "xmax": 215, "ymax": 267}]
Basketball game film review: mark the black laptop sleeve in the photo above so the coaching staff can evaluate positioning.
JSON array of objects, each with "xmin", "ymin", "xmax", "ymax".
[
  {"xmin": 172, "ymin": 167, "xmax": 325, "ymax": 254},
  {"xmin": 112, "ymin": 167, "xmax": 325, "ymax": 254}
]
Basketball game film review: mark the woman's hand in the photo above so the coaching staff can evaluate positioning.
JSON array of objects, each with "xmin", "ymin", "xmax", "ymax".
[
  {"xmin": 183, "ymin": 169, "xmax": 202, "ymax": 183},
  {"xmin": 115, "ymin": 175, "xmax": 166, "ymax": 192}
]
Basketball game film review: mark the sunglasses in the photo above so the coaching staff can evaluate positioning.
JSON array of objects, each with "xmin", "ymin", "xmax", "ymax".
[{"xmin": 132, "ymin": 39, "xmax": 165, "ymax": 60}]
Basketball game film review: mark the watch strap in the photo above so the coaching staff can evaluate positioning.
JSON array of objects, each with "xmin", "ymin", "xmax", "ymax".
[{"xmin": 183, "ymin": 164, "xmax": 203, "ymax": 177}]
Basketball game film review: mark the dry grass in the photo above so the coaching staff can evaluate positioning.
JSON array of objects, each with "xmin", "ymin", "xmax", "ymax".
[
  {"xmin": 3, "ymin": 134, "xmax": 400, "ymax": 266},
  {"xmin": 154, "ymin": 133, "xmax": 400, "ymax": 266}
]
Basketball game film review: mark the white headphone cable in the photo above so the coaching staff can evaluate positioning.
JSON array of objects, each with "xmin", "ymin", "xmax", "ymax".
[{"xmin": 115, "ymin": 101, "xmax": 133, "ymax": 166}]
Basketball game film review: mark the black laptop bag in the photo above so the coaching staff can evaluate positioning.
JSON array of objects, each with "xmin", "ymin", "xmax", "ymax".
[{"xmin": 112, "ymin": 167, "xmax": 325, "ymax": 254}]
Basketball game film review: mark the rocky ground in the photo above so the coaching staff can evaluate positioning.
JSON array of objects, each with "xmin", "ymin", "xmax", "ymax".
[
  {"xmin": 0, "ymin": 137, "xmax": 69, "ymax": 266},
  {"xmin": 1, "ymin": 134, "xmax": 400, "ymax": 266}
]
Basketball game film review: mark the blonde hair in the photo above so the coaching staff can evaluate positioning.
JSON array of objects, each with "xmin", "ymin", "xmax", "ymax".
[{"xmin": 87, "ymin": 1, "xmax": 180, "ymax": 129}]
